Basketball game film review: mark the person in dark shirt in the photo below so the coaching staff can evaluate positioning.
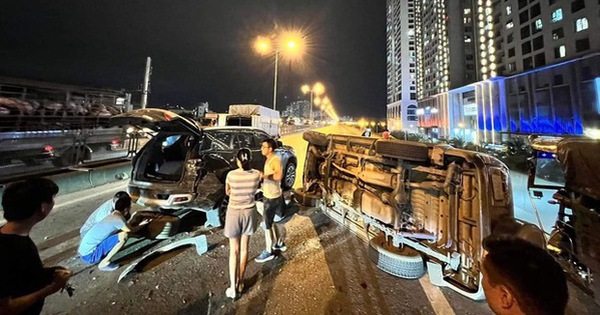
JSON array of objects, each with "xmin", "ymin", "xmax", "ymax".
[
  {"xmin": 481, "ymin": 235, "xmax": 568, "ymax": 315},
  {"xmin": 0, "ymin": 178, "xmax": 72, "ymax": 315}
]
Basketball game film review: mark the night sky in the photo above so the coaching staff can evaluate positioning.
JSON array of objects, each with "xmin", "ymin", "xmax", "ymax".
[{"xmin": 0, "ymin": 1, "xmax": 387, "ymax": 118}]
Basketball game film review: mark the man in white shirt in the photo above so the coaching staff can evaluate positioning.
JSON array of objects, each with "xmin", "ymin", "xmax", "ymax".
[{"xmin": 255, "ymin": 139, "xmax": 286, "ymax": 263}]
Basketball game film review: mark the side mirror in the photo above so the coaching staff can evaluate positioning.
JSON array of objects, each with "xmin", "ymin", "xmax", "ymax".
[{"xmin": 531, "ymin": 190, "xmax": 544, "ymax": 199}]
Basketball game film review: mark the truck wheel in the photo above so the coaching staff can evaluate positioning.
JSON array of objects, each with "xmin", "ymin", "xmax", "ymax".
[
  {"xmin": 369, "ymin": 233, "xmax": 425, "ymax": 279},
  {"xmin": 294, "ymin": 187, "xmax": 320, "ymax": 207},
  {"xmin": 282, "ymin": 162, "xmax": 296, "ymax": 190},
  {"xmin": 375, "ymin": 140, "xmax": 429, "ymax": 162},
  {"xmin": 303, "ymin": 131, "xmax": 329, "ymax": 147}
]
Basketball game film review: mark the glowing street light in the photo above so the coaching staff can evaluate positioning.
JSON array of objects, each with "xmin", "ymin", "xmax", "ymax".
[
  {"xmin": 254, "ymin": 29, "xmax": 306, "ymax": 110},
  {"xmin": 302, "ymin": 82, "xmax": 325, "ymax": 122}
]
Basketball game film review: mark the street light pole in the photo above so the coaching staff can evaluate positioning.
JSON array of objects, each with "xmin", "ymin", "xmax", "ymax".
[
  {"xmin": 309, "ymin": 90, "xmax": 313, "ymax": 122},
  {"xmin": 272, "ymin": 49, "xmax": 279, "ymax": 110}
]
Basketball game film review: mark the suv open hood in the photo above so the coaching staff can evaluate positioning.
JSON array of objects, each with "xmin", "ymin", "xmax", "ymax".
[{"xmin": 112, "ymin": 108, "xmax": 202, "ymax": 136}]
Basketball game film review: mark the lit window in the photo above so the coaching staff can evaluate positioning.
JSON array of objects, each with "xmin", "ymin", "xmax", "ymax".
[
  {"xmin": 535, "ymin": 19, "xmax": 542, "ymax": 30},
  {"xmin": 507, "ymin": 21, "xmax": 514, "ymax": 29},
  {"xmin": 554, "ymin": 45, "xmax": 566, "ymax": 58},
  {"xmin": 551, "ymin": 8, "xmax": 563, "ymax": 22},
  {"xmin": 575, "ymin": 17, "xmax": 589, "ymax": 32},
  {"xmin": 506, "ymin": 6, "xmax": 512, "ymax": 15}
]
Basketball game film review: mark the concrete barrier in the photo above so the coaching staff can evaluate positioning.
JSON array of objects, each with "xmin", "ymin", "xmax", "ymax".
[{"xmin": 0, "ymin": 161, "xmax": 132, "ymax": 212}]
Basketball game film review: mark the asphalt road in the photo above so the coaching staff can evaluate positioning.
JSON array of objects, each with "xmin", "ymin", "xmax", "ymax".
[{"xmin": 4, "ymin": 124, "xmax": 597, "ymax": 314}]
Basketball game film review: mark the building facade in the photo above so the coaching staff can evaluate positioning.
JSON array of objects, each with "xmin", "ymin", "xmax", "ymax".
[
  {"xmin": 414, "ymin": 0, "xmax": 600, "ymax": 143},
  {"xmin": 418, "ymin": 53, "xmax": 600, "ymax": 143},
  {"xmin": 282, "ymin": 100, "xmax": 310, "ymax": 119},
  {"xmin": 386, "ymin": 0, "xmax": 418, "ymax": 131},
  {"xmin": 493, "ymin": 0, "xmax": 600, "ymax": 76}
]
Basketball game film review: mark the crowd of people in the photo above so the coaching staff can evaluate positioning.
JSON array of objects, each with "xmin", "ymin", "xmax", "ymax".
[{"xmin": 0, "ymin": 141, "xmax": 572, "ymax": 314}]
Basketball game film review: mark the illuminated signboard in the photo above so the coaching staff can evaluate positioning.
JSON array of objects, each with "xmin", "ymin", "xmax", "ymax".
[{"xmin": 464, "ymin": 103, "xmax": 477, "ymax": 116}]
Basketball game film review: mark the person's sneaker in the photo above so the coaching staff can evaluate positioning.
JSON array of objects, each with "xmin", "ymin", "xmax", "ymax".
[
  {"xmin": 254, "ymin": 250, "xmax": 275, "ymax": 263},
  {"xmin": 272, "ymin": 242, "xmax": 287, "ymax": 252},
  {"xmin": 98, "ymin": 263, "xmax": 119, "ymax": 271},
  {"xmin": 225, "ymin": 287, "xmax": 237, "ymax": 299}
]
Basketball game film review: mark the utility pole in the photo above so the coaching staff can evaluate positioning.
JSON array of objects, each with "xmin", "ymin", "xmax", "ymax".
[
  {"xmin": 272, "ymin": 50, "xmax": 279, "ymax": 110},
  {"xmin": 141, "ymin": 57, "xmax": 152, "ymax": 109}
]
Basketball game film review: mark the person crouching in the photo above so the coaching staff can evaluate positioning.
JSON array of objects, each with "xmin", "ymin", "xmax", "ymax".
[{"xmin": 77, "ymin": 195, "xmax": 148, "ymax": 271}]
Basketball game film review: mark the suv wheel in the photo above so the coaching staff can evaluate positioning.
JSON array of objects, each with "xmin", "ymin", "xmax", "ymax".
[{"xmin": 282, "ymin": 162, "xmax": 296, "ymax": 190}]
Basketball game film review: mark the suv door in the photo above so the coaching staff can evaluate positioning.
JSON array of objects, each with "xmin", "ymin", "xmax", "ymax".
[
  {"xmin": 203, "ymin": 130, "xmax": 235, "ymax": 167},
  {"xmin": 252, "ymin": 130, "xmax": 270, "ymax": 170}
]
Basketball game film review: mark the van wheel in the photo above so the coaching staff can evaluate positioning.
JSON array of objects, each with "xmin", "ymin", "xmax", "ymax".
[
  {"xmin": 282, "ymin": 162, "xmax": 296, "ymax": 190},
  {"xmin": 294, "ymin": 187, "xmax": 320, "ymax": 207},
  {"xmin": 303, "ymin": 131, "xmax": 329, "ymax": 147},
  {"xmin": 368, "ymin": 233, "xmax": 425, "ymax": 279}
]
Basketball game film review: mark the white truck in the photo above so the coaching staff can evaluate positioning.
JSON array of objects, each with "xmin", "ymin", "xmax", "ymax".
[{"xmin": 224, "ymin": 104, "xmax": 280, "ymax": 137}]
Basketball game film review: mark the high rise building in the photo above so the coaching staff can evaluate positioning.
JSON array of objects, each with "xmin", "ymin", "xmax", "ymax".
[
  {"xmin": 282, "ymin": 100, "xmax": 310, "ymax": 119},
  {"xmin": 387, "ymin": 0, "xmax": 488, "ymax": 131},
  {"xmin": 410, "ymin": 0, "xmax": 600, "ymax": 143},
  {"xmin": 493, "ymin": 0, "xmax": 600, "ymax": 75},
  {"xmin": 386, "ymin": 0, "xmax": 418, "ymax": 131}
]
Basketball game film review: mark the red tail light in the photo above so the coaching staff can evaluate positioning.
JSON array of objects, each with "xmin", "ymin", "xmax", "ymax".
[
  {"xmin": 44, "ymin": 145, "xmax": 54, "ymax": 152},
  {"xmin": 112, "ymin": 139, "xmax": 120, "ymax": 145}
]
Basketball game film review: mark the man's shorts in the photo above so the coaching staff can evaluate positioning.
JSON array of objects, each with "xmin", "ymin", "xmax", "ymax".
[
  {"xmin": 262, "ymin": 195, "xmax": 284, "ymax": 230},
  {"xmin": 80, "ymin": 234, "xmax": 120, "ymax": 265}
]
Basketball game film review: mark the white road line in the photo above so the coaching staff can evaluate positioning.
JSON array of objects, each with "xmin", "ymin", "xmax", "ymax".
[{"xmin": 419, "ymin": 274, "xmax": 456, "ymax": 315}]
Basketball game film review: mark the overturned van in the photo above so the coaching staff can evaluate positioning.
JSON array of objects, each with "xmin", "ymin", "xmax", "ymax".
[{"xmin": 295, "ymin": 131, "xmax": 539, "ymax": 300}]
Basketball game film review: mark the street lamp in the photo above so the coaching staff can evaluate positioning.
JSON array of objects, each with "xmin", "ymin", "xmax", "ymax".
[
  {"xmin": 301, "ymin": 82, "xmax": 325, "ymax": 122},
  {"xmin": 254, "ymin": 30, "xmax": 305, "ymax": 110}
]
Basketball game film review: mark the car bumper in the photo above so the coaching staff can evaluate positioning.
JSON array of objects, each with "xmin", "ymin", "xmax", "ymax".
[{"xmin": 128, "ymin": 186, "xmax": 195, "ymax": 208}]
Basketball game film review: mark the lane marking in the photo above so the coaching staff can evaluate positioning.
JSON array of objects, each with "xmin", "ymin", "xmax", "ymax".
[{"xmin": 418, "ymin": 274, "xmax": 456, "ymax": 315}]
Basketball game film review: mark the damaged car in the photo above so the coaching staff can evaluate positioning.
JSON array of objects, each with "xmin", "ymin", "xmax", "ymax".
[
  {"xmin": 111, "ymin": 108, "xmax": 297, "ymax": 216},
  {"xmin": 295, "ymin": 131, "xmax": 540, "ymax": 300}
]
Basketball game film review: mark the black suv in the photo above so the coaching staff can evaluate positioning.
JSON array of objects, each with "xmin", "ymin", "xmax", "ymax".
[{"xmin": 112, "ymin": 109, "xmax": 297, "ymax": 211}]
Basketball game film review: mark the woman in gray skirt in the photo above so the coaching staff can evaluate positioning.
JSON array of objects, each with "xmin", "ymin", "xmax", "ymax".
[{"xmin": 224, "ymin": 148, "xmax": 261, "ymax": 299}]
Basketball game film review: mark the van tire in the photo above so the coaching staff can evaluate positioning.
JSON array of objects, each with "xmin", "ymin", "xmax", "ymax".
[
  {"xmin": 294, "ymin": 187, "xmax": 320, "ymax": 207},
  {"xmin": 368, "ymin": 233, "xmax": 425, "ymax": 279},
  {"xmin": 303, "ymin": 131, "xmax": 329, "ymax": 147}
]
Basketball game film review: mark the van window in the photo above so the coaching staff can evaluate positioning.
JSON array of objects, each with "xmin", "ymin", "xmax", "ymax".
[{"xmin": 226, "ymin": 116, "xmax": 252, "ymax": 126}]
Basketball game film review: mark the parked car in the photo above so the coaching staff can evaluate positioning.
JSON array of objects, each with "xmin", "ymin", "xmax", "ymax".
[
  {"xmin": 112, "ymin": 108, "xmax": 297, "ymax": 215},
  {"xmin": 295, "ymin": 131, "xmax": 541, "ymax": 300}
]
